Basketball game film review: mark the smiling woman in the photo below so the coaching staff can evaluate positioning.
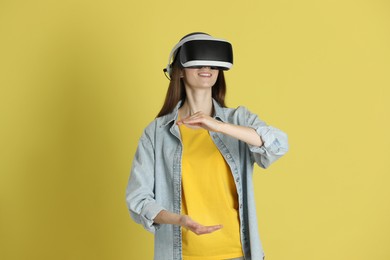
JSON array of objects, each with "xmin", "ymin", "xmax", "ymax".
[{"xmin": 125, "ymin": 32, "xmax": 289, "ymax": 260}]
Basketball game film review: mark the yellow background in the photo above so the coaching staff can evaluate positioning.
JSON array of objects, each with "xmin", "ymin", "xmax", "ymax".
[{"xmin": 1, "ymin": 0, "xmax": 389, "ymax": 259}]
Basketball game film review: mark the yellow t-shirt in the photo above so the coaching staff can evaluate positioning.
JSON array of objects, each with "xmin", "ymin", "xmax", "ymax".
[{"xmin": 179, "ymin": 124, "xmax": 243, "ymax": 260}]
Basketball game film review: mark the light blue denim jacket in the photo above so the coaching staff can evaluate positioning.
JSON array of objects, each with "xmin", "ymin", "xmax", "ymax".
[{"xmin": 126, "ymin": 99, "xmax": 288, "ymax": 260}]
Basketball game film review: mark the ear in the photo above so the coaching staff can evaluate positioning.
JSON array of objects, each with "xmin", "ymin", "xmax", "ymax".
[{"xmin": 180, "ymin": 69, "xmax": 184, "ymax": 78}]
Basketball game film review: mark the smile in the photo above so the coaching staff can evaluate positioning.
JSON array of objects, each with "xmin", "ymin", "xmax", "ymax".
[{"xmin": 198, "ymin": 72, "xmax": 212, "ymax": 77}]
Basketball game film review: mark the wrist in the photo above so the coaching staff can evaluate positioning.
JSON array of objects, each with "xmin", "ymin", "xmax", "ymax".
[
  {"xmin": 178, "ymin": 214, "xmax": 188, "ymax": 227},
  {"xmin": 216, "ymin": 121, "xmax": 228, "ymax": 133},
  {"xmin": 155, "ymin": 210, "xmax": 183, "ymax": 226}
]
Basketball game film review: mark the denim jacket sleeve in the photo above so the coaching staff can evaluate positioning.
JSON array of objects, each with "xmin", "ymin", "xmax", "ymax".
[
  {"xmin": 125, "ymin": 126, "xmax": 165, "ymax": 234},
  {"xmin": 239, "ymin": 106, "xmax": 289, "ymax": 169}
]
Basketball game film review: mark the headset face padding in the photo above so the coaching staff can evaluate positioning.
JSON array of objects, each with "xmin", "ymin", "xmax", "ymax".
[{"xmin": 164, "ymin": 34, "xmax": 234, "ymax": 79}]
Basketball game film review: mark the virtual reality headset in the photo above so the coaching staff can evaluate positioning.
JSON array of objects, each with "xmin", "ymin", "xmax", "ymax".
[{"xmin": 163, "ymin": 33, "xmax": 233, "ymax": 79}]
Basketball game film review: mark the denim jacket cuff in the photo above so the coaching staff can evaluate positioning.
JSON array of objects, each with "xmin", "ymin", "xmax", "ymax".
[
  {"xmin": 141, "ymin": 202, "xmax": 165, "ymax": 234},
  {"xmin": 249, "ymin": 126, "xmax": 275, "ymax": 152}
]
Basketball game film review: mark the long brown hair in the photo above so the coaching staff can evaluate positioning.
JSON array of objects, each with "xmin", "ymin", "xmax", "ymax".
[{"xmin": 156, "ymin": 64, "xmax": 227, "ymax": 118}]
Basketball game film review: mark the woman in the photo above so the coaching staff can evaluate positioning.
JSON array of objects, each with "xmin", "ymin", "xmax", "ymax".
[{"xmin": 126, "ymin": 32, "xmax": 288, "ymax": 260}]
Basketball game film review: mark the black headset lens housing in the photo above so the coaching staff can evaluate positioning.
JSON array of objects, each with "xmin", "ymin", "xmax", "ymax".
[{"xmin": 179, "ymin": 40, "xmax": 233, "ymax": 70}]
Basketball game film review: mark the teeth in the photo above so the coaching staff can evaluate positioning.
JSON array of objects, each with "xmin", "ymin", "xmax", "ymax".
[{"xmin": 199, "ymin": 73, "xmax": 211, "ymax": 77}]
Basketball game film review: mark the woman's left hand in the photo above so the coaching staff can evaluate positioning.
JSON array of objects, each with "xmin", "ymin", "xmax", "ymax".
[
  {"xmin": 177, "ymin": 111, "xmax": 223, "ymax": 132},
  {"xmin": 178, "ymin": 111, "xmax": 263, "ymax": 147}
]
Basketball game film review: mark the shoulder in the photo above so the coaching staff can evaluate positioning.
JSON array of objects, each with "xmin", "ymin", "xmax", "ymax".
[
  {"xmin": 142, "ymin": 114, "xmax": 174, "ymax": 139},
  {"xmin": 219, "ymin": 105, "xmax": 258, "ymax": 123}
]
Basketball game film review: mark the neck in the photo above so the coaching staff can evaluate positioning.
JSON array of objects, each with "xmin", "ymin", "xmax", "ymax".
[{"xmin": 180, "ymin": 88, "xmax": 213, "ymax": 117}]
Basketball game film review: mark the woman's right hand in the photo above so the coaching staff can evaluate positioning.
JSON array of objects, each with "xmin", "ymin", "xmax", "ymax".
[
  {"xmin": 179, "ymin": 215, "xmax": 223, "ymax": 235},
  {"xmin": 154, "ymin": 210, "xmax": 222, "ymax": 235}
]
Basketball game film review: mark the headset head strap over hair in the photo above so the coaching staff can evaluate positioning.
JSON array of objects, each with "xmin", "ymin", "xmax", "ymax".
[{"xmin": 163, "ymin": 33, "xmax": 233, "ymax": 80}]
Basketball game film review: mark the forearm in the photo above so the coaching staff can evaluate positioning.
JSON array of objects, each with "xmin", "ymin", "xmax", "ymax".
[
  {"xmin": 218, "ymin": 122, "xmax": 263, "ymax": 147},
  {"xmin": 154, "ymin": 210, "xmax": 182, "ymax": 225},
  {"xmin": 177, "ymin": 111, "xmax": 264, "ymax": 147}
]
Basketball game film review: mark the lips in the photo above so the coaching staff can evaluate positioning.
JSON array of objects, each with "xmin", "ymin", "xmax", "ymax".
[{"xmin": 198, "ymin": 72, "xmax": 212, "ymax": 77}]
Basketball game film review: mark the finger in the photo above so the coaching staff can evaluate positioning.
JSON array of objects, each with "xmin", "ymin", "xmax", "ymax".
[
  {"xmin": 182, "ymin": 116, "xmax": 200, "ymax": 124},
  {"xmin": 192, "ymin": 224, "xmax": 223, "ymax": 235},
  {"xmin": 196, "ymin": 225, "xmax": 223, "ymax": 235},
  {"xmin": 186, "ymin": 112, "xmax": 206, "ymax": 121},
  {"xmin": 180, "ymin": 118, "xmax": 205, "ymax": 128},
  {"xmin": 177, "ymin": 115, "xmax": 192, "ymax": 125},
  {"xmin": 204, "ymin": 224, "xmax": 223, "ymax": 233},
  {"xmin": 182, "ymin": 115, "xmax": 208, "ymax": 125}
]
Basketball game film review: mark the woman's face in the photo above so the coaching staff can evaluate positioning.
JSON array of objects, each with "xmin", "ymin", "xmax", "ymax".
[{"xmin": 182, "ymin": 67, "xmax": 219, "ymax": 90}]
